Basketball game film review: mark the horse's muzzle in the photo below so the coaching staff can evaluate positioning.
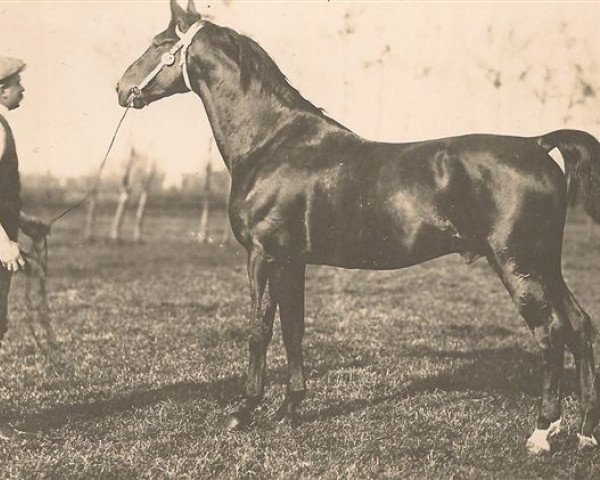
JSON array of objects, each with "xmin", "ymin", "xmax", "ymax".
[
  {"xmin": 116, "ymin": 84, "xmax": 130, "ymax": 107},
  {"xmin": 127, "ymin": 87, "xmax": 147, "ymax": 109},
  {"xmin": 116, "ymin": 84, "xmax": 146, "ymax": 109}
]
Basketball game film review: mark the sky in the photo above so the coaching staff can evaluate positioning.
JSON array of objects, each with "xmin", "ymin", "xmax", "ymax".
[{"xmin": 1, "ymin": 1, "xmax": 600, "ymax": 186}]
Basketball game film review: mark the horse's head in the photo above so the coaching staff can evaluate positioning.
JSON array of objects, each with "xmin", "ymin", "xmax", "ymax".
[{"xmin": 116, "ymin": 0, "xmax": 204, "ymax": 108}]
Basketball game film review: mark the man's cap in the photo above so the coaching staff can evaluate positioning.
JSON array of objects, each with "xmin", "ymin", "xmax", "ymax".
[{"xmin": 0, "ymin": 57, "xmax": 26, "ymax": 83}]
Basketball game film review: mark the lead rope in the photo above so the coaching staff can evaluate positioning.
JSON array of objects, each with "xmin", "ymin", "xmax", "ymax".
[
  {"xmin": 20, "ymin": 102, "xmax": 132, "ymax": 370},
  {"xmin": 22, "ymin": 21, "xmax": 205, "ymax": 365},
  {"xmin": 49, "ymin": 22, "xmax": 205, "ymax": 225},
  {"xmin": 49, "ymin": 103, "xmax": 133, "ymax": 225}
]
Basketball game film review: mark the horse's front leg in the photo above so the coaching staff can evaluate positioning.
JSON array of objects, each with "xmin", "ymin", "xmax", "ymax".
[
  {"xmin": 271, "ymin": 261, "xmax": 306, "ymax": 425},
  {"xmin": 226, "ymin": 249, "xmax": 277, "ymax": 430}
]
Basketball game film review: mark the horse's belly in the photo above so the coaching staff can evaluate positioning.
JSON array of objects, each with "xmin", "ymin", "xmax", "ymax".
[{"xmin": 304, "ymin": 220, "xmax": 462, "ymax": 270}]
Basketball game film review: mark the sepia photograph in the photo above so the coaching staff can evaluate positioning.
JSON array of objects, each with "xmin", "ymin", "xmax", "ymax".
[{"xmin": 0, "ymin": 0, "xmax": 599, "ymax": 477}]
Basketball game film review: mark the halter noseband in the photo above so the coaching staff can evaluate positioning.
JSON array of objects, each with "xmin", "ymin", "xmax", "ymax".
[{"xmin": 130, "ymin": 20, "xmax": 205, "ymax": 102}]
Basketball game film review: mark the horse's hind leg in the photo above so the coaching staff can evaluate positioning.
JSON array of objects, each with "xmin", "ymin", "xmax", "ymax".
[
  {"xmin": 226, "ymin": 249, "xmax": 277, "ymax": 430},
  {"xmin": 553, "ymin": 280, "xmax": 600, "ymax": 448},
  {"xmin": 487, "ymin": 251, "xmax": 566, "ymax": 454},
  {"xmin": 271, "ymin": 261, "xmax": 306, "ymax": 424}
]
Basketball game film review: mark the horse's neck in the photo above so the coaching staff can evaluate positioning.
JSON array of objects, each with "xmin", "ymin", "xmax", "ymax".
[{"xmin": 192, "ymin": 75, "xmax": 315, "ymax": 172}]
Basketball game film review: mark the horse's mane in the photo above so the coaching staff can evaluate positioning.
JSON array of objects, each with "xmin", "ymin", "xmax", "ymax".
[{"xmin": 209, "ymin": 24, "xmax": 348, "ymax": 130}]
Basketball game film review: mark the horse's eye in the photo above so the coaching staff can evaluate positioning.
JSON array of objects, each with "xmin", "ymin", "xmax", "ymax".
[{"xmin": 153, "ymin": 39, "xmax": 173, "ymax": 51}]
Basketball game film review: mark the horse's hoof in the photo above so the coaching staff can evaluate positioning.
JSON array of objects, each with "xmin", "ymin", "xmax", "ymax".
[
  {"xmin": 577, "ymin": 433, "xmax": 599, "ymax": 450},
  {"xmin": 277, "ymin": 414, "xmax": 298, "ymax": 428},
  {"xmin": 272, "ymin": 409, "xmax": 298, "ymax": 427},
  {"xmin": 526, "ymin": 431, "xmax": 552, "ymax": 455},
  {"xmin": 272, "ymin": 400, "xmax": 299, "ymax": 427},
  {"xmin": 272, "ymin": 401, "xmax": 287, "ymax": 422},
  {"xmin": 223, "ymin": 408, "xmax": 252, "ymax": 432},
  {"xmin": 526, "ymin": 419, "xmax": 561, "ymax": 455},
  {"xmin": 224, "ymin": 415, "xmax": 243, "ymax": 431},
  {"xmin": 526, "ymin": 438, "xmax": 551, "ymax": 455},
  {"xmin": 547, "ymin": 419, "xmax": 562, "ymax": 438}
]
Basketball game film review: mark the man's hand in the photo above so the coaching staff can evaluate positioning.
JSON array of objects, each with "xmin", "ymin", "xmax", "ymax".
[{"xmin": 0, "ymin": 239, "xmax": 25, "ymax": 272}]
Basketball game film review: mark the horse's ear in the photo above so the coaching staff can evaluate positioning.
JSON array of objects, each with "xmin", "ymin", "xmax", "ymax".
[
  {"xmin": 187, "ymin": 0, "xmax": 200, "ymax": 16},
  {"xmin": 170, "ymin": 0, "xmax": 188, "ymax": 30}
]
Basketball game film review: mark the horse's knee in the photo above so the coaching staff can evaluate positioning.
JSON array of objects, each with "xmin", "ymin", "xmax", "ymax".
[
  {"xmin": 247, "ymin": 317, "xmax": 274, "ymax": 347},
  {"xmin": 248, "ymin": 295, "xmax": 276, "ymax": 344},
  {"xmin": 513, "ymin": 281, "xmax": 550, "ymax": 329}
]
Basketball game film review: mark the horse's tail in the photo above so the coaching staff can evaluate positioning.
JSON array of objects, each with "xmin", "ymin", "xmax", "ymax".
[{"xmin": 537, "ymin": 129, "xmax": 600, "ymax": 223}]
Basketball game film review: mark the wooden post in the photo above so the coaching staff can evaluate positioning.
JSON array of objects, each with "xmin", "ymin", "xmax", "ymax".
[
  {"xmin": 110, "ymin": 149, "xmax": 135, "ymax": 241},
  {"xmin": 133, "ymin": 163, "xmax": 156, "ymax": 243},
  {"xmin": 196, "ymin": 142, "xmax": 213, "ymax": 243},
  {"xmin": 220, "ymin": 174, "xmax": 233, "ymax": 244},
  {"xmin": 83, "ymin": 187, "xmax": 98, "ymax": 242},
  {"xmin": 221, "ymin": 211, "xmax": 233, "ymax": 244},
  {"xmin": 132, "ymin": 191, "xmax": 148, "ymax": 243},
  {"xmin": 110, "ymin": 191, "xmax": 130, "ymax": 241}
]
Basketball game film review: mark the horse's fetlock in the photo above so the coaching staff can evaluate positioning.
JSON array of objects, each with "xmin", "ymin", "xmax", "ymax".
[
  {"xmin": 537, "ymin": 413, "xmax": 561, "ymax": 430},
  {"xmin": 533, "ymin": 325, "xmax": 552, "ymax": 350},
  {"xmin": 247, "ymin": 322, "xmax": 272, "ymax": 345}
]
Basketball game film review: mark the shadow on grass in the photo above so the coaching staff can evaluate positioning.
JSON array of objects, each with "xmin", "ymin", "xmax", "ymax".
[
  {"xmin": 17, "ymin": 342, "xmax": 580, "ymax": 432},
  {"xmin": 301, "ymin": 343, "xmax": 581, "ymax": 424},
  {"xmin": 17, "ymin": 355, "xmax": 373, "ymax": 433},
  {"xmin": 18, "ymin": 375, "xmax": 245, "ymax": 433}
]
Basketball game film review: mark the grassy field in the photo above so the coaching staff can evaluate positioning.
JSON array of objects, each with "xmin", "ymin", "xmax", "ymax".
[{"xmin": 0, "ymin": 207, "xmax": 599, "ymax": 479}]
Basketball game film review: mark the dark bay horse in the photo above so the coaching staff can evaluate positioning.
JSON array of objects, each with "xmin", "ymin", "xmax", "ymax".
[{"xmin": 117, "ymin": 0, "xmax": 600, "ymax": 453}]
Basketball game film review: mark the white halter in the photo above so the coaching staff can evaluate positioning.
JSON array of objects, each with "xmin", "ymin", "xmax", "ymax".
[
  {"xmin": 175, "ymin": 21, "xmax": 206, "ymax": 90},
  {"xmin": 131, "ymin": 20, "xmax": 205, "ymax": 100}
]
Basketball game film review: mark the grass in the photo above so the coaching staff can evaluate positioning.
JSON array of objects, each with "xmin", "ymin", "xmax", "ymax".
[{"xmin": 0, "ymin": 207, "xmax": 599, "ymax": 479}]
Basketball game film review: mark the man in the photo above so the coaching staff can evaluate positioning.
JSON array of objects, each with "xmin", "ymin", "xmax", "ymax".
[{"xmin": 0, "ymin": 56, "xmax": 27, "ymax": 440}]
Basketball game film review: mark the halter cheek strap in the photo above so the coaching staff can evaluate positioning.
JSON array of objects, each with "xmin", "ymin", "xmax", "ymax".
[
  {"xmin": 175, "ymin": 21, "xmax": 205, "ymax": 90},
  {"xmin": 132, "ymin": 20, "xmax": 205, "ymax": 99}
]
